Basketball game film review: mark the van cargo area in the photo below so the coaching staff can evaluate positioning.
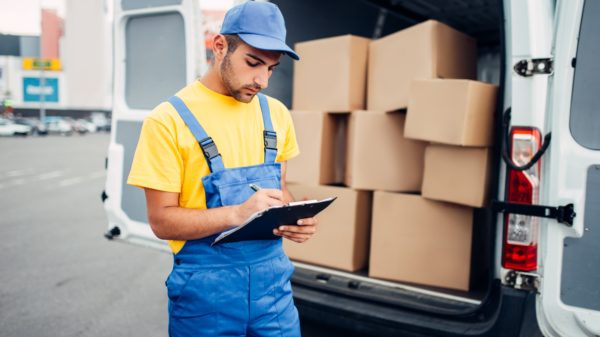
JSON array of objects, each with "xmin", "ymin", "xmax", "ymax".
[
  {"xmin": 105, "ymin": 0, "xmax": 600, "ymax": 335},
  {"xmin": 266, "ymin": 0, "xmax": 524, "ymax": 335}
]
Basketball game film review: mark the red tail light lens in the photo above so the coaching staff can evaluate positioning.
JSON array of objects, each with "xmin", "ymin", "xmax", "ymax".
[{"xmin": 502, "ymin": 128, "xmax": 542, "ymax": 271}]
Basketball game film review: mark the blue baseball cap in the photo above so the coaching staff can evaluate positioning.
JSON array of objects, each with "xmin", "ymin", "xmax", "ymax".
[{"xmin": 220, "ymin": 1, "xmax": 300, "ymax": 60}]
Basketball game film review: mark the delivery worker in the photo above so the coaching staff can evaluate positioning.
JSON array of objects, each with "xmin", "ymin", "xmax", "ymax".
[{"xmin": 127, "ymin": 2, "xmax": 315, "ymax": 336}]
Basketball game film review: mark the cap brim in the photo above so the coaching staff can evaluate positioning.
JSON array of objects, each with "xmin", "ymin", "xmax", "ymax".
[{"xmin": 238, "ymin": 33, "xmax": 300, "ymax": 61}]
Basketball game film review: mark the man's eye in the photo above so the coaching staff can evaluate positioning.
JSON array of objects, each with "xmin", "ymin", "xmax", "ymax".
[{"xmin": 246, "ymin": 61, "xmax": 259, "ymax": 67}]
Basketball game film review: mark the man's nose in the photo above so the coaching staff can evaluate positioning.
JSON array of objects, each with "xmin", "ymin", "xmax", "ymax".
[{"xmin": 254, "ymin": 69, "xmax": 269, "ymax": 89}]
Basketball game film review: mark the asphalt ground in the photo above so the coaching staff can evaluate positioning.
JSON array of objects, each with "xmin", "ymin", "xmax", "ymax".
[{"xmin": 0, "ymin": 133, "xmax": 362, "ymax": 337}]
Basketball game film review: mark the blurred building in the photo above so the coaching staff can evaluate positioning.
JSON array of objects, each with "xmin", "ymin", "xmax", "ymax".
[
  {"xmin": 202, "ymin": 9, "xmax": 227, "ymax": 64},
  {"xmin": 41, "ymin": 9, "xmax": 63, "ymax": 58},
  {"xmin": 63, "ymin": 0, "xmax": 112, "ymax": 112},
  {"xmin": 1, "ymin": 1, "xmax": 111, "ymax": 118}
]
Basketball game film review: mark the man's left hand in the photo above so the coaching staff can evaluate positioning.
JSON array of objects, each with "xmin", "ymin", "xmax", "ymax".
[{"xmin": 273, "ymin": 217, "xmax": 318, "ymax": 243}]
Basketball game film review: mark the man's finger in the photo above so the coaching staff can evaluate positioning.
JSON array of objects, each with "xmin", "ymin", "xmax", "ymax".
[
  {"xmin": 281, "ymin": 232, "xmax": 311, "ymax": 241},
  {"xmin": 262, "ymin": 188, "xmax": 283, "ymax": 200},
  {"xmin": 278, "ymin": 225, "xmax": 316, "ymax": 234},
  {"xmin": 296, "ymin": 217, "xmax": 317, "ymax": 226}
]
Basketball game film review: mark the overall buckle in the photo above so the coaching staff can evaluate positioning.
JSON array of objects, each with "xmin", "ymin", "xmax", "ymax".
[
  {"xmin": 199, "ymin": 137, "xmax": 221, "ymax": 160},
  {"xmin": 263, "ymin": 131, "xmax": 277, "ymax": 150}
]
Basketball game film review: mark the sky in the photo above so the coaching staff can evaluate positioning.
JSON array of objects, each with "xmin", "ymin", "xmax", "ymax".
[
  {"xmin": 0, "ymin": 0, "xmax": 65, "ymax": 35},
  {"xmin": 0, "ymin": 0, "xmax": 233, "ymax": 36}
]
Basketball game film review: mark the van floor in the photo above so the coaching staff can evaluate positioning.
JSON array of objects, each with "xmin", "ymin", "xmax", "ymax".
[{"xmin": 293, "ymin": 262, "xmax": 489, "ymax": 317}]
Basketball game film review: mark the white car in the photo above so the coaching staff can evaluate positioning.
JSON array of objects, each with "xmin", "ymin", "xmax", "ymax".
[
  {"xmin": 44, "ymin": 117, "xmax": 74, "ymax": 136},
  {"xmin": 0, "ymin": 117, "xmax": 32, "ymax": 136},
  {"xmin": 77, "ymin": 119, "xmax": 98, "ymax": 133}
]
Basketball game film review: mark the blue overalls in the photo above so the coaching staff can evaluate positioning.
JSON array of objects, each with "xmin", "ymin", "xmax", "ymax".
[{"xmin": 164, "ymin": 94, "xmax": 300, "ymax": 337}]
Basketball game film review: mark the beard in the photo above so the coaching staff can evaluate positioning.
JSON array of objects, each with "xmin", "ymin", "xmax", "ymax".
[{"xmin": 221, "ymin": 53, "xmax": 261, "ymax": 103}]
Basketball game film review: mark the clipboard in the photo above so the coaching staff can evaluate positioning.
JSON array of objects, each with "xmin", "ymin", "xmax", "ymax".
[{"xmin": 212, "ymin": 197, "xmax": 337, "ymax": 245}]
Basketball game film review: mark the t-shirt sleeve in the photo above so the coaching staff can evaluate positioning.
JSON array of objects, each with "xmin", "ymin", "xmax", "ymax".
[
  {"xmin": 127, "ymin": 115, "xmax": 183, "ymax": 193},
  {"xmin": 276, "ymin": 103, "xmax": 300, "ymax": 163}
]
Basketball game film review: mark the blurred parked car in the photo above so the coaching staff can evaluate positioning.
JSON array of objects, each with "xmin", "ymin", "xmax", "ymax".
[
  {"xmin": 44, "ymin": 117, "xmax": 73, "ymax": 136},
  {"xmin": 90, "ymin": 112, "xmax": 111, "ymax": 132},
  {"xmin": 77, "ymin": 119, "xmax": 98, "ymax": 133},
  {"xmin": 0, "ymin": 117, "xmax": 31, "ymax": 136},
  {"xmin": 13, "ymin": 117, "xmax": 48, "ymax": 135},
  {"xmin": 64, "ymin": 117, "xmax": 88, "ymax": 135}
]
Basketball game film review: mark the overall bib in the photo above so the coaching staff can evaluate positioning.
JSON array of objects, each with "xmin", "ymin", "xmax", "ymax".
[{"xmin": 164, "ymin": 94, "xmax": 300, "ymax": 337}]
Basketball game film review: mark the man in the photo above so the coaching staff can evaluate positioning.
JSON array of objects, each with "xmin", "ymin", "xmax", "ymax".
[{"xmin": 127, "ymin": 2, "xmax": 315, "ymax": 336}]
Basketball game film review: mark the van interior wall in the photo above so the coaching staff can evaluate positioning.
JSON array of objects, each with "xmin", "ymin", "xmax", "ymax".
[
  {"xmin": 270, "ymin": 0, "xmax": 502, "ymax": 298},
  {"xmin": 269, "ymin": 0, "xmax": 501, "ymax": 106},
  {"xmin": 268, "ymin": 0, "xmax": 414, "ymax": 106}
]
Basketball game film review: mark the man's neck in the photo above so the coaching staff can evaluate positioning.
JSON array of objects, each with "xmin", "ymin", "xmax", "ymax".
[{"xmin": 200, "ymin": 68, "xmax": 230, "ymax": 97}]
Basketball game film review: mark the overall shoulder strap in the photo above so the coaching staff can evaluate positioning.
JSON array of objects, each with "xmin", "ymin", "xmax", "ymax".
[
  {"xmin": 168, "ymin": 96, "xmax": 225, "ymax": 172},
  {"xmin": 257, "ymin": 93, "xmax": 278, "ymax": 164}
]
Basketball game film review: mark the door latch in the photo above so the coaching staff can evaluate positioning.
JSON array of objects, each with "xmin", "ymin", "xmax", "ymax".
[
  {"xmin": 503, "ymin": 270, "xmax": 540, "ymax": 291},
  {"xmin": 513, "ymin": 58, "xmax": 553, "ymax": 76},
  {"xmin": 492, "ymin": 201, "xmax": 575, "ymax": 226}
]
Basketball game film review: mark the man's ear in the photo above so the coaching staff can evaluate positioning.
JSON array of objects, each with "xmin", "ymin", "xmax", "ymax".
[{"xmin": 212, "ymin": 34, "xmax": 227, "ymax": 62}]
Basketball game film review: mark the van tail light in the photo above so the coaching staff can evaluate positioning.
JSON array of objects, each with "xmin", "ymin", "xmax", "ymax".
[{"xmin": 502, "ymin": 127, "xmax": 542, "ymax": 271}]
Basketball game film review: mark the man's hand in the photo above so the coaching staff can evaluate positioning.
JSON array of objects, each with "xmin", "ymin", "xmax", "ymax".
[
  {"xmin": 232, "ymin": 189, "xmax": 284, "ymax": 225},
  {"xmin": 273, "ymin": 217, "xmax": 318, "ymax": 243}
]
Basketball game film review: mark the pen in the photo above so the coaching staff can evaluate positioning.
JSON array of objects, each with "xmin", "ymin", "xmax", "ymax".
[{"xmin": 249, "ymin": 183, "xmax": 261, "ymax": 192}]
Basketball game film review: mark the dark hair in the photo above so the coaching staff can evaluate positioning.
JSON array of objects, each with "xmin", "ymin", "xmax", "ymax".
[{"xmin": 223, "ymin": 34, "xmax": 242, "ymax": 54}]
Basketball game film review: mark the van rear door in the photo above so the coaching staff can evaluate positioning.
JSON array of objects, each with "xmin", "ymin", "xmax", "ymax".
[
  {"xmin": 537, "ymin": 0, "xmax": 600, "ymax": 336},
  {"xmin": 103, "ymin": 0, "xmax": 205, "ymax": 250}
]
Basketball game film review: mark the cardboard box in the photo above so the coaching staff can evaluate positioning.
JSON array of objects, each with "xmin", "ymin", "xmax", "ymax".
[
  {"xmin": 369, "ymin": 192, "xmax": 473, "ymax": 291},
  {"xmin": 345, "ymin": 111, "xmax": 426, "ymax": 192},
  {"xmin": 405, "ymin": 79, "xmax": 498, "ymax": 146},
  {"xmin": 367, "ymin": 20, "xmax": 476, "ymax": 111},
  {"xmin": 287, "ymin": 111, "xmax": 347, "ymax": 185},
  {"xmin": 293, "ymin": 35, "xmax": 370, "ymax": 111},
  {"xmin": 284, "ymin": 184, "xmax": 372, "ymax": 272},
  {"xmin": 422, "ymin": 145, "xmax": 492, "ymax": 207}
]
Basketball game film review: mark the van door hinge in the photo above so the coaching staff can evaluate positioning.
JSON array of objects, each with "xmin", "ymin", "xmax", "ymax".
[
  {"xmin": 513, "ymin": 58, "xmax": 553, "ymax": 76},
  {"xmin": 503, "ymin": 270, "xmax": 540, "ymax": 291},
  {"xmin": 492, "ymin": 201, "xmax": 575, "ymax": 226}
]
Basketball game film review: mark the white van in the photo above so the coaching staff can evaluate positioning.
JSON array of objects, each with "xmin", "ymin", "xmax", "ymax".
[{"xmin": 102, "ymin": 0, "xmax": 600, "ymax": 336}]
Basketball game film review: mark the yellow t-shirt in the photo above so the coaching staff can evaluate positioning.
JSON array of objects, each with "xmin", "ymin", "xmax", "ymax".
[{"xmin": 127, "ymin": 81, "xmax": 300, "ymax": 253}]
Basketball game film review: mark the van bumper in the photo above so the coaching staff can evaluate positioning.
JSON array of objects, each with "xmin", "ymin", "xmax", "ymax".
[{"xmin": 292, "ymin": 281, "xmax": 542, "ymax": 337}]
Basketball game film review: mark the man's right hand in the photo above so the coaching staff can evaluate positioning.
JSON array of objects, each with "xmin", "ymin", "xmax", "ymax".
[{"xmin": 232, "ymin": 189, "xmax": 284, "ymax": 225}]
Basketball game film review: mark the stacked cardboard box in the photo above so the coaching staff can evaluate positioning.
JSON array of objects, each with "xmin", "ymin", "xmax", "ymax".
[
  {"xmin": 405, "ymin": 79, "xmax": 498, "ymax": 208},
  {"xmin": 368, "ymin": 76, "xmax": 498, "ymax": 290},
  {"xmin": 287, "ymin": 111, "xmax": 347, "ymax": 185},
  {"xmin": 369, "ymin": 192, "xmax": 473, "ymax": 291},
  {"xmin": 368, "ymin": 20, "xmax": 476, "ymax": 112},
  {"xmin": 421, "ymin": 145, "xmax": 493, "ymax": 207},
  {"xmin": 288, "ymin": 20, "xmax": 496, "ymax": 290},
  {"xmin": 284, "ymin": 184, "xmax": 372, "ymax": 272},
  {"xmin": 293, "ymin": 35, "xmax": 370, "ymax": 111},
  {"xmin": 287, "ymin": 34, "xmax": 372, "ymax": 272},
  {"xmin": 345, "ymin": 111, "xmax": 426, "ymax": 192}
]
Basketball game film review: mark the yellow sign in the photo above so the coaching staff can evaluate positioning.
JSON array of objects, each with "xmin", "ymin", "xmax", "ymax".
[{"xmin": 22, "ymin": 58, "xmax": 62, "ymax": 71}]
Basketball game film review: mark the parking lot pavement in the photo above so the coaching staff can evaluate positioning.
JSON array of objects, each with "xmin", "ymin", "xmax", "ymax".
[
  {"xmin": 0, "ymin": 134, "xmax": 171, "ymax": 337},
  {"xmin": 0, "ymin": 134, "xmax": 370, "ymax": 337}
]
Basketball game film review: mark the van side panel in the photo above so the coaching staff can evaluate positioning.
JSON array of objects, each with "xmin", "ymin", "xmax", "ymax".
[
  {"xmin": 569, "ymin": 0, "xmax": 600, "ymax": 150},
  {"xmin": 561, "ymin": 165, "xmax": 600, "ymax": 311},
  {"xmin": 115, "ymin": 120, "xmax": 147, "ymax": 224},
  {"xmin": 122, "ymin": 0, "xmax": 182, "ymax": 11}
]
